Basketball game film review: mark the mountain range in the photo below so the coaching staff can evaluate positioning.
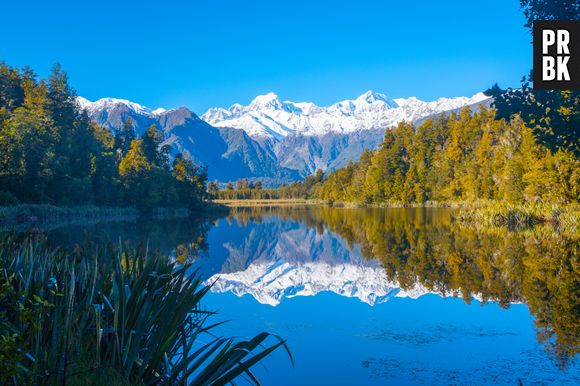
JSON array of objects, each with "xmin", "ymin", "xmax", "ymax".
[{"xmin": 77, "ymin": 91, "xmax": 491, "ymax": 184}]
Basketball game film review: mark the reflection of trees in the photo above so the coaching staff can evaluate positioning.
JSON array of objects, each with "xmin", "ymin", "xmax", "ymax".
[
  {"xmin": 228, "ymin": 206, "xmax": 579, "ymax": 367},
  {"xmin": 39, "ymin": 214, "xmax": 220, "ymax": 264}
]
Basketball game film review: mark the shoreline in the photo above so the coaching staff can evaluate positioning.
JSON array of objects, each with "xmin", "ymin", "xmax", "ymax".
[{"xmin": 213, "ymin": 198, "xmax": 325, "ymax": 207}]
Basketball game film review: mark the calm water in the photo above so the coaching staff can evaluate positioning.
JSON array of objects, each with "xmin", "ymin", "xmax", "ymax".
[{"xmin": 38, "ymin": 206, "xmax": 579, "ymax": 385}]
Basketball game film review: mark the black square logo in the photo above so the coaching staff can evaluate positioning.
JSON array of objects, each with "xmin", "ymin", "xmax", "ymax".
[{"xmin": 533, "ymin": 20, "xmax": 580, "ymax": 90}]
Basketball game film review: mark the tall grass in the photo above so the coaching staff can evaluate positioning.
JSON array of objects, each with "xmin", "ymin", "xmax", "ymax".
[
  {"xmin": 454, "ymin": 201, "xmax": 579, "ymax": 234},
  {"xmin": 0, "ymin": 235, "xmax": 290, "ymax": 385}
]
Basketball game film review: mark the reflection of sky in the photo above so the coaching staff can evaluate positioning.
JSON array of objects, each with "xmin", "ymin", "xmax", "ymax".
[
  {"xmin": 205, "ymin": 292, "xmax": 578, "ymax": 385},
  {"xmin": 200, "ymin": 213, "xmax": 579, "ymax": 385}
]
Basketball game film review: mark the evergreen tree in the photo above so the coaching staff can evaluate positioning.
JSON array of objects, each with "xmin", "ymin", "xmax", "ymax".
[
  {"xmin": 141, "ymin": 124, "xmax": 168, "ymax": 168},
  {"xmin": 0, "ymin": 62, "xmax": 210, "ymax": 212},
  {"xmin": 172, "ymin": 154, "xmax": 208, "ymax": 209},
  {"xmin": 485, "ymin": 2, "xmax": 580, "ymax": 155}
]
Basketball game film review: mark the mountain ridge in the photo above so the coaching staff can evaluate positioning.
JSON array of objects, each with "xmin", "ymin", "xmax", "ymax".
[
  {"xmin": 77, "ymin": 91, "xmax": 491, "ymax": 183},
  {"xmin": 201, "ymin": 90, "xmax": 490, "ymax": 138}
]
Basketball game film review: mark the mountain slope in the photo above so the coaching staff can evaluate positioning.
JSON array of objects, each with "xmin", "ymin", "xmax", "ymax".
[
  {"xmin": 201, "ymin": 91, "xmax": 491, "ymax": 177},
  {"xmin": 78, "ymin": 90, "xmax": 491, "ymax": 182},
  {"xmin": 77, "ymin": 97, "xmax": 298, "ymax": 182}
]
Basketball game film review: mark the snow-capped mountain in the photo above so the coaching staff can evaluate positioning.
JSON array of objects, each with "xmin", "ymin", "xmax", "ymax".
[
  {"xmin": 76, "ymin": 96, "xmax": 169, "ymax": 117},
  {"xmin": 76, "ymin": 96, "xmax": 299, "ymax": 182},
  {"xmin": 201, "ymin": 91, "xmax": 490, "ymax": 139},
  {"xmin": 77, "ymin": 90, "xmax": 491, "ymax": 183}
]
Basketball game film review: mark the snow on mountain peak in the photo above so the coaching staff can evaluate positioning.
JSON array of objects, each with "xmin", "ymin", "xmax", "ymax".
[
  {"xmin": 76, "ymin": 96, "xmax": 169, "ymax": 117},
  {"xmin": 78, "ymin": 90, "xmax": 492, "ymax": 142},
  {"xmin": 151, "ymin": 107, "xmax": 167, "ymax": 115},
  {"xmin": 470, "ymin": 91, "xmax": 490, "ymax": 103},
  {"xmin": 356, "ymin": 90, "xmax": 391, "ymax": 104},
  {"xmin": 248, "ymin": 92, "xmax": 283, "ymax": 110},
  {"xmin": 201, "ymin": 91, "xmax": 491, "ymax": 139}
]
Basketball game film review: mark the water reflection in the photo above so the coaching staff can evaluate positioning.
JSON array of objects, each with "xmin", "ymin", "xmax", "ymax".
[
  {"xmin": 27, "ymin": 205, "xmax": 578, "ymax": 370},
  {"xmin": 201, "ymin": 206, "xmax": 578, "ymax": 368},
  {"xmin": 33, "ymin": 216, "xmax": 214, "ymax": 263}
]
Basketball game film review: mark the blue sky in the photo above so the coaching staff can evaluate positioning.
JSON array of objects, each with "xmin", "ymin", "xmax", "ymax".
[{"xmin": 1, "ymin": 0, "xmax": 530, "ymax": 112}]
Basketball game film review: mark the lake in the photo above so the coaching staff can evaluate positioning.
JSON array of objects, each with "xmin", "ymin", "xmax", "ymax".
[{"xmin": 36, "ymin": 206, "xmax": 579, "ymax": 385}]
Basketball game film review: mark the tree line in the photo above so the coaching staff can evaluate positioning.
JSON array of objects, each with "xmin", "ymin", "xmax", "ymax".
[
  {"xmin": 216, "ymin": 171, "xmax": 325, "ymax": 200},
  {"xmin": 0, "ymin": 63, "xmax": 209, "ymax": 213},
  {"xmin": 222, "ymin": 105, "xmax": 578, "ymax": 206},
  {"xmin": 314, "ymin": 107, "xmax": 578, "ymax": 204},
  {"xmin": 217, "ymin": 0, "xmax": 580, "ymax": 207}
]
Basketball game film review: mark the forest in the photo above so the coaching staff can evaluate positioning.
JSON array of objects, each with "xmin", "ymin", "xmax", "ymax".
[
  {"xmin": 314, "ymin": 107, "xmax": 578, "ymax": 204},
  {"xmin": 0, "ymin": 64, "xmax": 209, "ymax": 214},
  {"xmin": 219, "ymin": 105, "xmax": 579, "ymax": 208}
]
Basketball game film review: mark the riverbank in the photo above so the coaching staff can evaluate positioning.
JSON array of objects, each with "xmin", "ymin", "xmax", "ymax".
[{"xmin": 214, "ymin": 197, "xmax": 457, "ymax": 208}]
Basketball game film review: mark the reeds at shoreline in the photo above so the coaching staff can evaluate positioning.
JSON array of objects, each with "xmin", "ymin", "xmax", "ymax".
[{"xmin": 0, "ymin": 235, "xmax": 288, "ymax": 385}]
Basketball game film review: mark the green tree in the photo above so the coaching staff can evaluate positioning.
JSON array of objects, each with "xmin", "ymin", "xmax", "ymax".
[
  {"xmin": 141, "ymin": 124, "xmax": 168, "ymax": 168},
  {"xmin": 115, "ymin": 117, "xmax": 136, "ymax": 157},
  {"xmin": 0, "ymin": 62, "xmax": 211, "ymax": 211},
  {"xmin": 207, "ymin": 181, "xmax": 220, "ymax": 198},
  {"xmin": 172, "ymin": 154, "xmax": 208, "ymax": 209},
  {"xmin": 485, "ymin": 2, "xmax": 580, "ymax": 155},
  {"xmin": 519, "ymin": 0, "xmax": 580, "ymax": 31}
]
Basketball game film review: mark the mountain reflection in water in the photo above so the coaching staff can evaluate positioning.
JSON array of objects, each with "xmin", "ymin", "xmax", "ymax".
[
  {"xmin": 197, "ymin": 206, "xmax": 578, "ymax": 368},
  {"xmin": 37, "ymin": 205, "xmax": 578, "ymax": 382}
]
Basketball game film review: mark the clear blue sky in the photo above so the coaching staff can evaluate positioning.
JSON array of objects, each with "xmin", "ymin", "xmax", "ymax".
[{"xmin": 0, "ymin": 0, "xmax": 530, "ymax": 113}]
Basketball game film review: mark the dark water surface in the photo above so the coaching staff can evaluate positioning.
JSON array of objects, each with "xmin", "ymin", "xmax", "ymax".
[{"xmin": 37, "ymin": 206, "xmax": 579, "ymax": 385}]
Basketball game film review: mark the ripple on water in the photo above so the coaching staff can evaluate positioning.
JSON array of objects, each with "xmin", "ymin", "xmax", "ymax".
[{"xmin": 361, "ymin": 349, "xmax": 579, "ymax": 385}]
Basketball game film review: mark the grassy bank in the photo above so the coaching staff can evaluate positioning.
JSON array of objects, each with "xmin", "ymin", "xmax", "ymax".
[
  {"xmin": 0, "ymin": 235, "xmax": 287, "ymax": 384},
  {"xmin": 454, "ymin": 202, "xmax": 579, "ymax": 233},
  {"xmin": 327, "ymin": 200, "xmax": 457, "ymax": 208}
]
